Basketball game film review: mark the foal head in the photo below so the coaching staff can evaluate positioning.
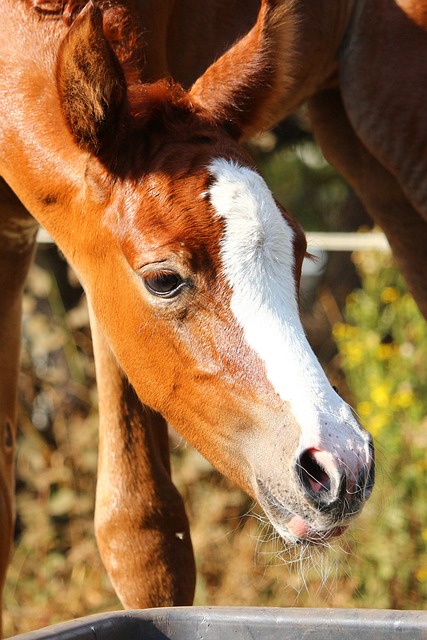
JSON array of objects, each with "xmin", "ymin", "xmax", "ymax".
[{"xmin": 55, "ymin": 1, "xmax": 374, "ymax": 545}]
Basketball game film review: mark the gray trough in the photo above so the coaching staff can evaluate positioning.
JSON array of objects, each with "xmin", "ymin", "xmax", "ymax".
[{"xmin": 9, "ymin": 607, "xmax": 427, "ymax": 640}]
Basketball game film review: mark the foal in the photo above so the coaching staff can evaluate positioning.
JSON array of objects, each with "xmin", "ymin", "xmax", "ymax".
[{"xmin": 0, "ymin": 0, "xmax": 374, "ymax": 628}]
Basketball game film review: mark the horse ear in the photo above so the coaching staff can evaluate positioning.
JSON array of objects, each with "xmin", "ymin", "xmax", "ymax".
[
  {"xmin": 189, "ymin": 0, "xmax": 297, "ymax": 140},
  {"xmin": 56, "ymin": 2, "xmax": 127, "ymax": 154}
]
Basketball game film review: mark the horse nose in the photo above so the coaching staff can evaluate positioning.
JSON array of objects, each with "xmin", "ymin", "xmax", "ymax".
[{"xmin": 296, "ymin": 444, "xmax": 375, "ymax": 510}]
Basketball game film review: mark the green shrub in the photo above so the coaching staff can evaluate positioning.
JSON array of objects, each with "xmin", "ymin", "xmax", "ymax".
[{"xmin": 333, "ymin": 251, "xmax": 427, "ymax": 608}]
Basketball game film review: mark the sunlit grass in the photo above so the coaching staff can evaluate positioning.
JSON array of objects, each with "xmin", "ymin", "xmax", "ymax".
[{"xmin": 4, "ymin": 247, "xmax": 426, "ymax": 636}]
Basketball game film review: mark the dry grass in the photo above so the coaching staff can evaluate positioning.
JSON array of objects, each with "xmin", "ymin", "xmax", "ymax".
[{"xmin": 2, "ymin": 255, "xmax": 421, "ymax": 637}]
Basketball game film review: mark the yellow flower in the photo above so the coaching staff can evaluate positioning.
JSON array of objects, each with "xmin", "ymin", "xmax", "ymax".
[
  {"xmin": 416, "ymin": 568, "xmax": 427, "ymax": 583},
  {"xmin": 381, "ymin": 287, "xmax": 399, "ymax": 303},
  {"xmin": 341, "ymin": 342, "xmax": 364, "ymax": 366},
  {"xmin": 376, "ymin": 344, "xmax": 396, "ymax": 361},
  {"xmin": 357, "ymin": 401, "xmax": 372, "ymax": 418},
  {"xmin": 366, "ymin": 331, "xmax": 380, "ymax": 350},
  {"xmin": 369, "ymin": 414, "xmax": 388, "ymax": 437},
  {"xmin": 370, "ymin": 383, "xmax": 391, "ymax": 408},
  {"xmin": 392, "ymin": 388, "xmax": 414, "ymax": 410},
  {"xmin": 333, "ymin": 323, "xmax": 359, "ymax": 341}
]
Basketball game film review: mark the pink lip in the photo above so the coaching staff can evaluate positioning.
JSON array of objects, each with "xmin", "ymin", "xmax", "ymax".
[{"xmin": 287, "ymin": 515, "xmax": 348, "ymax": 542}]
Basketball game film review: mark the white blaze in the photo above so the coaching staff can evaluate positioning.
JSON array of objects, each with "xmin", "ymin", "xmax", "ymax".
[{"xmin": 208, "ymin": 158, "xmax": 369, "ymax": 460}]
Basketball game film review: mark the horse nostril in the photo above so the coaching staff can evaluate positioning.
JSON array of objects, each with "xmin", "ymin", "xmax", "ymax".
[{"xmin": 298, "ymin": 448, "xmax": 331, "ymax": 495}]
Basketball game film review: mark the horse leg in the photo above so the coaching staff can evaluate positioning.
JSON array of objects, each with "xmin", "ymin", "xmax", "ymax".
[
  {"xmin": 308, "ymin": 88, "xmax": 427, "ymax": 319},
  {"xmin": 0, "ymin": 180, "xmax": 37, "ymax": 636},
  {"xmin": 89, "ymin": 308, "xmax": 196, "ymax": 608}
]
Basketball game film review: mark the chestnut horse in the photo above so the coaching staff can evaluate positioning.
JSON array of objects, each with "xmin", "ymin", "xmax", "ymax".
[{"xmin": 0, "ymin": 0, "xmax": 381, "ymax": 631}]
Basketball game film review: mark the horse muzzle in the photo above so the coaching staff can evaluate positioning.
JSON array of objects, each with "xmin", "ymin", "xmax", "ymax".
[{"xmin": 254, "ymin": 435, "xmax": 375, "ymax": 544}]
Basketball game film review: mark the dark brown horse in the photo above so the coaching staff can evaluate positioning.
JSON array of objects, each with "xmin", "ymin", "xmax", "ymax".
[{"xmin": 7, "ymin": 0, "xmax": 426, "ymax": 630}]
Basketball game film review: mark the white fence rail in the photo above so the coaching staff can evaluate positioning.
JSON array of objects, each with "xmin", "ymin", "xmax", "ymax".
[{"xmin": 307, "ymin": 231, "xmax": 390, "ymax": 252}]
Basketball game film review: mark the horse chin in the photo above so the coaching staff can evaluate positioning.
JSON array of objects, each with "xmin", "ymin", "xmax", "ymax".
[
  {"xmin": 255, "ymin": 483, "xmax": 349, "ymax": 547},
  {"xmin": 287, "ymin": 515, "xmax": 348, "ymax": 543},
  {"xmin": 269, "ymin": 512, "xmax": 349, "ymax": 547},
  {"xmin": 265, "ymin": 509, "xmax": 347, "ymax": 545}
]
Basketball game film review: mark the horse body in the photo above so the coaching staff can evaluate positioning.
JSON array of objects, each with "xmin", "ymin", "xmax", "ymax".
[
  {"xmin": 155, "ymin": 0, "xmax": 427, "ymax": 322},
  {"xmin": 9, "ymin": 0, "xmax": 427, "ymax": 631},
  {"xmin": 309, "ymin": 0, "xmax": 427, "ymax": 320}
]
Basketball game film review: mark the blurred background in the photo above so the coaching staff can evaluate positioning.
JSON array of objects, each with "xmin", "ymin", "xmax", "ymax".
[{"xmin": 3, "ymin": 113, "xmax": 427, "ymax": 636}]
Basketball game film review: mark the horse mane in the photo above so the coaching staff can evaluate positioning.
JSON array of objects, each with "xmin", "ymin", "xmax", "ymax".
[
  {"xmin": 128, "ymin": 80, "xmax": 198, "ymax": 131},
  {"xmin": 111, "ymin": 78, "xmax": 224, "ymax": 179},
  {"xmin": 26, "ymin": 0, "xmax": 230, "ymax": 176},
  {"xmin": 26, "ymin": 0, "xmax": 85, "ymax": 23},
  {"xmin": 26, "ymin": 0, "xmax": 142, "ymax": 72}
]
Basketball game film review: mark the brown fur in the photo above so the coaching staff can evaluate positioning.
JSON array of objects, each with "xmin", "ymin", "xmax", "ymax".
[
  {"xmin": 0, "ymin": 2, "xmax": 315, "ymax": 630},
  {"xmin": 3, "ymin": 0, "xmax": 424, "ymax": 632}
]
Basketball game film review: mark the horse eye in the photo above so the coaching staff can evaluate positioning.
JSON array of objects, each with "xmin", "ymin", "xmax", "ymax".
[{"xmin": 143, "ymin": 271, "xmax": 185, "ymax": 298}]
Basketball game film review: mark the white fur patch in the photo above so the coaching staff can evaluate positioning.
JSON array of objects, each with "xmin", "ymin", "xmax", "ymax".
[{"xmin": 208, "ymin": 158, "xmax": 370, "ymax": 471}]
